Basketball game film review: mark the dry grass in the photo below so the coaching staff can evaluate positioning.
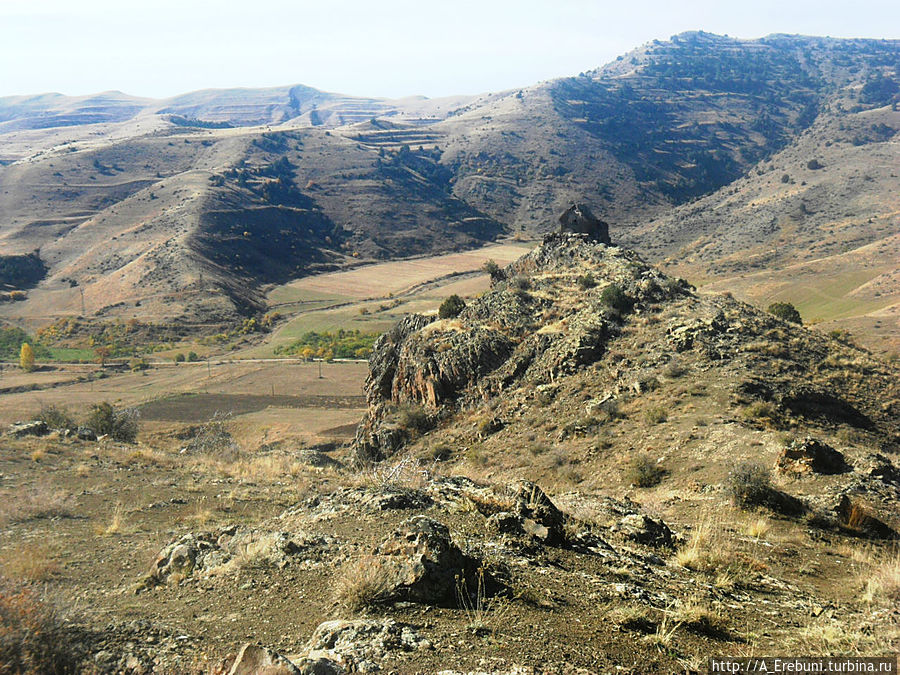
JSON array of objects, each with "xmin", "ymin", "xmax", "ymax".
[
  {"xmin": 0, "ymin": 576, "xmax": 81, "ymax": 673},
  {"xmin": 675, "ymin": 519, "xmax": 733, "ymax": 572},
  {"xmin": 0, "ymin": 545, "xmax": 60, "ymax": 582},
  {"xmin": 97, "ymin": 502, "xmax": 127, "ymax": 536},
  {"xmin": 0, "ymin": 486, "xmax": 74, "ymax": 526},
  {"xmin": 332, "ymin": 555, "xmax": 397, "ymax": 612},
  {"xmin": 861, "ymin": 554, "xmax": 900, "ymax": 604},
  {"xmin": 742, "ymin": 517, "xmax": 772, "ymax": 540}
]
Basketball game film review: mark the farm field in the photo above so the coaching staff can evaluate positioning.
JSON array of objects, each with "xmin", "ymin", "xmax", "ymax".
[{"xmin": 244, "ymin": 240, "xmax": 533, "ymax": 357}]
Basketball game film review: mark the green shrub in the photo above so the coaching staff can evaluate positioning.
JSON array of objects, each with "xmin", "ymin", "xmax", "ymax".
[
  {"xmin": 576, "ymin": 273, "xmax": 596, "ymax": 290},
  {"xmin": 625, "ymin": 454, "xmax": 665, "ymax": 487},
  {"xmin": 84, "ymin": 402, "xmax": 139, "ymax": 442},
  {"xmin": 186, "ymin": 351, "xmax": 200, "ymax": 362},
  {"xmin": 726, "ymin": 462, "xmax": 772, "ymax": 509},
  {"xmin": 438, "ymin": 294, "xmax": 466, "ymax": 320},
  {"xmin": 37, "ymin": 405, "xmax": 76, "ymax": 432},
  {"xmin": 482, "ymin": 259, "xmax": 504, "ymax": 282},
  {"xmin": 767, "ymin": 302, "xmax": 802, "ymax": 324},
  {"xmin": 600, "ymin": 284, "xmax": 633, "ymax": 314},
  {"xmin": 173, "ymin": 353, "xmax": 185, "ymax": 363}
]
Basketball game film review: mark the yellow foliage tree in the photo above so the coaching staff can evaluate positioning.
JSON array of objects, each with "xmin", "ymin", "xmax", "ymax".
[{"xmin": 19, "ymin": 343, "xmax": 35, "ymax": 372}]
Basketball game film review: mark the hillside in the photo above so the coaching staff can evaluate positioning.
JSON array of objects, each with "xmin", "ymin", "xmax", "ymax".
[
  {"xmin": 0, "ymin": 31, "xmax": 898, "ymax": 346},
  {"xmin": 3, "ymin": 230, "xmax": 898, "ymax": 673}
]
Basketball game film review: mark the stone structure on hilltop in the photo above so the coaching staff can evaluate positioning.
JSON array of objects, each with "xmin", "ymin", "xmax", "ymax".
[{"xmin": 558, "ymin": 203, "xmax": 610, "ymax": 244}]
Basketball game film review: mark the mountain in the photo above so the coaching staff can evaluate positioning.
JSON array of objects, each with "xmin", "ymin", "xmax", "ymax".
[{"xmin": 0, "ymin": 32, "xmax": 897, "ymax": 344}]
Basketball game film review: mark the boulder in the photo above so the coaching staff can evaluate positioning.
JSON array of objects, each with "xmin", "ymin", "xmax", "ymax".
[
  {"xmin": 376, "ymin": 516, "xmax": 472, "ymax": 603},
  {"xmin": 776, "ymin": 437, "xmax": 849, "ymax": 475},
  {"xmin": 227, "ymin": 644, "xmax": 302, "ymax": 675},
  {"xmin": 617, "ymin": 513, "xmax": 675, "ymax": 548},
  {"xmin": 835, "ymin": 494, "xmax": 898, "ymax": 540},
  {"xmin": 305, "ymin": 618, "xmax": 429, "ymax": 667},
  {"xmin": 513, "ymin": 481, "xmax": 567, "ymax": 546},
  {"xmin": 558, "ymin": 203, "xmax": 611, "ymax": 244}
]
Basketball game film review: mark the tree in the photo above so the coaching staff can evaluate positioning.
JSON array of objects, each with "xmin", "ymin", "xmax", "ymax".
[
  {"xmin": 767, "ymin": 302, "xmax": 802, "ymax": 325},
  {"xmin": 94, "ymin": 346, "xmax": 111, "ymax": 366},
  {"xmin": 19, "ymin": 343, "xmax": 35, "ymax": 372},
  {"xmin": 438, "ymin": 294, "xmax": 466, "ymax": 319}
]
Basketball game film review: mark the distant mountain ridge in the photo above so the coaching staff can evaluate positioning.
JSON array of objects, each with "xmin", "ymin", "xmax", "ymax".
[{"xmin": 0, "ymin": 32, "xmax": 897, "ymax": 350}]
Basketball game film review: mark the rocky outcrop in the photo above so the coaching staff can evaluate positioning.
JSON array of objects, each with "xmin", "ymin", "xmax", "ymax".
[
  {"xmin": 353, "ymin": 233, "xmax": 690, "ymax": 463},
  {"xmin": 776, "ymin": 437, "xmax": 849, "ymax": 475},
  {"xmin": 558, "ymin": 203, "xmax": 610, "ymax": 244}
]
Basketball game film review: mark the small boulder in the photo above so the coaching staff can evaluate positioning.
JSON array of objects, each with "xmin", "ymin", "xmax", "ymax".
[
  {"xmin": 776, "ymin": 437, "xmax": 849, "ymax": 475},
  {"xmin": 835, "ymin": 494, "xmax": 898, "ymax": 540},
  {"xmin": 227, "ymin": 644, "xmax": 302, "ymax": 675},
  {"xmin": 617, "ymin": 513, "xmax": 675, "ymax": 548},
  {"xmin": 514, "ymin": 481, "xmax": 567, "ymax": 546},
  {"xmin": 376, "ymin": 516, "xmax": 472, "ymax": 604}
]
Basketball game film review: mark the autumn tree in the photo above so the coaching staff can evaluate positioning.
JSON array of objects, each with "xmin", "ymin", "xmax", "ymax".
[{"xmin": 19, "ymin": 343, "xmax": 35, "ymax": 372}]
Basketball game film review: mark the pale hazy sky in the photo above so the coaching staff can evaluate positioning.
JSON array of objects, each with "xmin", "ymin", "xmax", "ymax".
[{"xmin": 0, "ymin": 0, "xmax": 897, "ymax": 100}]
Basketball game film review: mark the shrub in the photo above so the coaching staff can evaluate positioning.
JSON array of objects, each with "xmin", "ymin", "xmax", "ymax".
[
  {"xmin": 0, "ymin": 576, "xmax": 81, "ymax": 673},
  {"xmin": 780, "ymin": 173, "xmax": 790, "ymax": 183},
  {"xmin": 173, "ymin": 353, "xmax": 185, "ymax": 363},
  {"xmin": 643, "ymin": 406, "xmax": 668, "ymax": 425},
  {"xmin": 396, "ymin": 404, "xmax": 430, "ymax": 434},
  {"xmin": 726, "ymin": 462, "xmax": 772, "ymax": 509},
  {"xmin": 438, "ymin": 294, "xmax": 466, "ymax": 319},
  {"xmin": 186, "ymin": 351, "xmax": 200, "ymax": 362},
  {"xmin": 37, "ymin": 405, "xmax": 76, "ymax": 432},
  {"xmin": 767, "ymin": 302, "xmax": 802, "ymax": 324},
  {"xmin": 625, "ymin": 454, "xmax": 665, "ymax": 487},
  {"xmin": 83, "ymin": 402, "xmax": 139, "ymax": 442},
  {"xmin": 482, "ymin": 259, "xmax": 504, "ymax": 283},
  {"xmin": 600, "ymin": 284, "xmax": 633, "ymax": 314},
  {"xmin": 576, "ymin": 273, "xmax": 596, "ymax": 290},
  {"xmin": 806, "ymin": 159, "xmax": 823, "ymax": 170}
]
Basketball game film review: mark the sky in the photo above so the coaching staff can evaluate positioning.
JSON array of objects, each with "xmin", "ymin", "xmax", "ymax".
[{"xmin": 0, "ymin": 0, "xmax": 898, "ymax": 100}]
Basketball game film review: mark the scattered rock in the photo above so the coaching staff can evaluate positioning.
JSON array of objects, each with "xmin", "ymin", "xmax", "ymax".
[{"xmin": 776, "ymin": 437, "xmax": 849, "ymax": 475}]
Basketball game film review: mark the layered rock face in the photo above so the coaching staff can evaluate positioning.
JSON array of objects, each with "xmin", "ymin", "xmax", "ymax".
[{"xmin": 353, "ymin": 231, "xmax": 690, "ymax": 462}]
